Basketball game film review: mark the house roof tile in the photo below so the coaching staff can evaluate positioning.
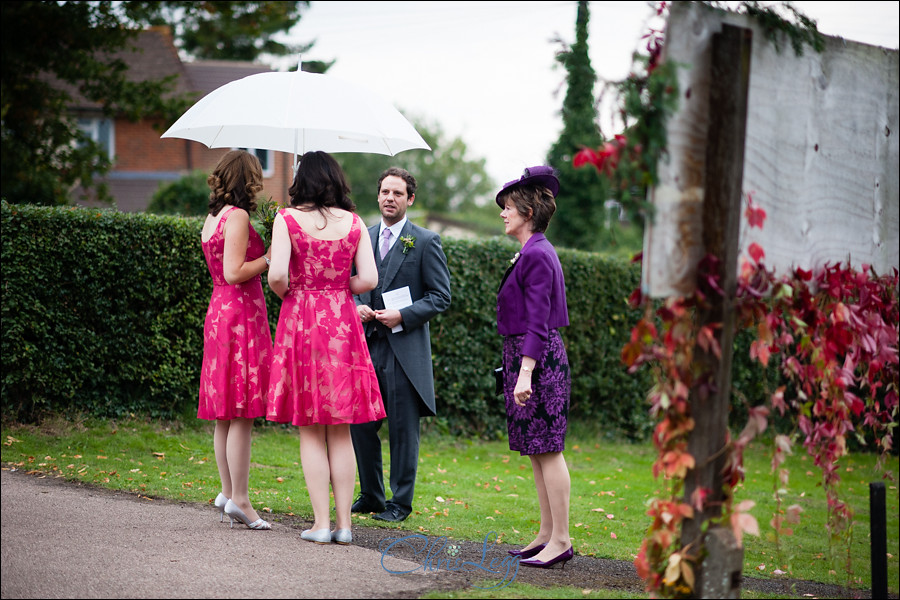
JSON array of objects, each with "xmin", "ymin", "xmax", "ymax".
[
  {"xmin": 65, "ymin": 27, "xmax": 276, "ymax": 109},
  {"xmin": 183, "ymin": 61, "xmax": 274, "ymax": 96}
]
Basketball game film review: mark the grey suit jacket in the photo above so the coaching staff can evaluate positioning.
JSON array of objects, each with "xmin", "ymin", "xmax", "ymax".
[{"xmin": 355, "ymin": 220, "xmax": 451, "ymax": 416}]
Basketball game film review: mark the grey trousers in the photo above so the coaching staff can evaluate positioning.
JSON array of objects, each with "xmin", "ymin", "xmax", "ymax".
[{"xmin": 350, "ymin": 336, "xmax": 422, "ymax": 512}]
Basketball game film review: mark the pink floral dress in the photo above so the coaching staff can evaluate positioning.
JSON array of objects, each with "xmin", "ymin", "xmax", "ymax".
[
  {"xmin": 267, "ymin": 211, "xmax": 385, "ymax": 426},
  {"xmin": 197, "ymin": 206, "xmax": 272, "ymax": 420}
]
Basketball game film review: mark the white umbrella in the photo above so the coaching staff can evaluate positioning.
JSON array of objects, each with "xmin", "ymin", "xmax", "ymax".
[{"xmin": 161, "ymin": 67, "xmax": 430, "ymax": 158}]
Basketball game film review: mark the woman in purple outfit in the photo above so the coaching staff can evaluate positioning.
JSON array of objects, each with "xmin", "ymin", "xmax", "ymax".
[{"xmin": 496, "ymin": 166, "xmax": 573, "ymax": 569}]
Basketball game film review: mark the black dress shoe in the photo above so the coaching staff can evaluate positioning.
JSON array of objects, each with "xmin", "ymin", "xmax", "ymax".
[
  {"xmin": 351, "ymin": 495, "xmax": 385, "ymax": 514},
  {"xmin": 373, "ymin": 504, "xmax": 410, "ymax": 522}
]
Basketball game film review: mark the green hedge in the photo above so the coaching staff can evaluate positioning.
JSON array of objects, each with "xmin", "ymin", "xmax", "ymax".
[
  {"xmin": 2, "ymin": 203, "xmax": 655, "ymax": 438},
  {"xmin": 1, "ymin": 203, "xmax": 208, "ymax": 419},
  {"xmin": 431, "ymin": 238, "xmax": 652, "ymax": 439}
]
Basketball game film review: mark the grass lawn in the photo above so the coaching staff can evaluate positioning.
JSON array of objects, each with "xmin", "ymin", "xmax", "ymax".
[{"xmin": 2, "ymin": 416, "xmax": 897, "ymax": 598}]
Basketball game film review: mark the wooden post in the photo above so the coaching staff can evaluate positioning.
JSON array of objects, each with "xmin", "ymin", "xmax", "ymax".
[{"xmin": 680, "ymin": 23, "xmax": 752, "ymax": 599}]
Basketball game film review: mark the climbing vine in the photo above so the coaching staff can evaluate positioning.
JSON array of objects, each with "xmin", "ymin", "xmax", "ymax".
[
  {"xmin": 576, "ymin": 0, "xmax": 677, "ymax": 225},
  {"xmin": 576, "ymin": 2, "xmax": 898, "ymax": 597},
  {"xmin": 621, "ymin": 194, "xmax": 898, "ymax": 597}
]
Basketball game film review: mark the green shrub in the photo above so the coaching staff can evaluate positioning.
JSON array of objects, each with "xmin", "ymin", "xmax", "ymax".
[
  {"xmin": 2, "ymin": 203, "xmax": 655, "ymax": 438},
  {"xmin": 1, "ymin": 202, "xmax": 208, "ymax": 419},
  {"xmin": 146, "ymin": 170, "xmax": 210, "ymax": 216}
]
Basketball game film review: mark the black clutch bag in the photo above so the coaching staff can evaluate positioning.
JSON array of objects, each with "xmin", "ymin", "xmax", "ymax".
[{"xmin": 494, "ymin": 367, "xmax": 504, "ymax": 396}]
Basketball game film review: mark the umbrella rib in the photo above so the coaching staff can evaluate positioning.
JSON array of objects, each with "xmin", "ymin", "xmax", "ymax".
[{"xmin": 211, "ymin": 125, "xmax": 225, "ymax": 148}]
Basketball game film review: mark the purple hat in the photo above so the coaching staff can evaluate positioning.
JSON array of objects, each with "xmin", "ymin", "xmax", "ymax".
[{"xmin": 495, "ymin": 166, "xmax": 560, "ymax": 207}]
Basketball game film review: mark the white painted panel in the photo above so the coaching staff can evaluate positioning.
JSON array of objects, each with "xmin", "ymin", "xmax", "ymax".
[{"xmin": 644, "ymin": 2, "xmax": 899, "ymax": 297}]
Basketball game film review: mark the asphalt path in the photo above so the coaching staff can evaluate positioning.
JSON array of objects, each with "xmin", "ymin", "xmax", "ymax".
[
  {"xmin": 3, "ymin": 467, "xmax": 891, "ymax": 599},
  {"xmin": 0, "ymin": 468, "xmax": 453, "ymax": 599}
]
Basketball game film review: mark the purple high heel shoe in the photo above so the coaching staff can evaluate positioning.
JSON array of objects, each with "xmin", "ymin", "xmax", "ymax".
[
  {"xmin": 508, "ymin": 543, "xmax": 546, "ymax": 559},
  {"xmin": 520, "ymin": 545, "xmax": 574, "ymax": 569}
]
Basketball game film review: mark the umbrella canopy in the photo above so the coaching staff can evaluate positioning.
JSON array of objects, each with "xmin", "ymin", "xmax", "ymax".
[{"xmin": 161, "ymin": 70, "xmax": 430, "ymax": 157}]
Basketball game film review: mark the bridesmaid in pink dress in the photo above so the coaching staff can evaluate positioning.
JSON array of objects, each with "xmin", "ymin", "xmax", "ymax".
[
  {"xmin": 198, "ymin": 150, "xmax": 273, "ymax": 530},
  {"xmin": 267, "ymin": 151, "xmax": 384, "ymax": 545}
]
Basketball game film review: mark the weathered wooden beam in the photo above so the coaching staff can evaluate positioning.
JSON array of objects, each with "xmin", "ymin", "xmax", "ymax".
[{"xmin": 681, "ymin": 22, "xmax": 752, "ymax": 599}]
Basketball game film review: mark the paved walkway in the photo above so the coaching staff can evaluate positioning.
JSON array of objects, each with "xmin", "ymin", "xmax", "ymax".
[
  {"xmin": 4, "ymin": 467, "xmax": 889, "ymax": 599},
  {"xmin": 0, "ymin": 468, "xmax": 447, "ymax": 599}
]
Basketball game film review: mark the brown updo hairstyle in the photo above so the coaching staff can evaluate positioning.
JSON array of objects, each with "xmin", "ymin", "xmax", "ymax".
[
  {"xmin": 288, "ymin": 151, "xmax": 355, "ymax": 213},
  {"xmin": 497, "ymin": 184, "xmax": 557, "ymax": 233},
  {"xmin": 207, "ymin": 150, "xmax": 264, "ymax": 216}
]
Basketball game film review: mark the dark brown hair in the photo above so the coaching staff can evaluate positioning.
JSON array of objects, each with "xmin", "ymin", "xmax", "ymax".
[
  {"xmin": 497, "ymin": 184, "xmax": 557, "ymax": 233},
  {"xmin": 289, "ymin": 151, "xmax": 355, "ymax": 212},
  {"xmin": 207, "ymin": 150, "xmax": 264, "ymax": 216},
  {"xmin": 377, "ymin": 166, "xmax": 417, "ymax": 198}
]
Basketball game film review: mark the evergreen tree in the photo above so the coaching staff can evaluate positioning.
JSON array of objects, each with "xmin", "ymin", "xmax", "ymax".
[
  {"xmin": 0, "ymin": 1, "xmax": 312, "ymax": 206},
  {"xmin": 121, "ymin": 2, "xmax": 311, "ymax": 62},
  {"xmin": 545, "ymin": 0, "xmax": 609, "ymax": 251},
  {"xmin": 0, "ymin": 2, "xmax": 190, "ymax": 206}
]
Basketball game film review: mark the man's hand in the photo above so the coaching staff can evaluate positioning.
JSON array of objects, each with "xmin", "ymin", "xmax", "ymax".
[{"xmin": 374, "ymin": 309, "xmax": 403, "ymax": 330}]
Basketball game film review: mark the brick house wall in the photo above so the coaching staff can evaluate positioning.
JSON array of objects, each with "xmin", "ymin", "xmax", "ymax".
[{"xmin": 73, "ymin": 27, "xmax": 293, "ymax": 212}]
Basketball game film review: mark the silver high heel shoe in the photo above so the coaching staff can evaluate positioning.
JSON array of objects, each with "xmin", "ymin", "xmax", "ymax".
[
  {"xmin": 214, "ymin": 493, "xmax": 229, "ymax": 523},
  {"xmin": 223, "ymin": 499, "xmax": 271, "ymax": 530},
  {"xmin": 331, "ymin": 529, "xmax": 352, "ymax": 545},
  {"xmin": 301, "ymin": 528, "xmax": 332, "ymax": 544}
]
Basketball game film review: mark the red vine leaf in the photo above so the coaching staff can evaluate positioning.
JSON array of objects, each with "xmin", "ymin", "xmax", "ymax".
[{"xmin": 748, "ymin": 242, "xmax": 765, "ymax": 264}]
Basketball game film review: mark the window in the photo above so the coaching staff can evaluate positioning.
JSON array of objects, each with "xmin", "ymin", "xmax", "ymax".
[
  {"xmin": 239, "ymin": 148, "xmax": 274, "ymax": 178},
  {"xmin": 77, "ymin": 117, "xmax": 114, "ymax": 160}
]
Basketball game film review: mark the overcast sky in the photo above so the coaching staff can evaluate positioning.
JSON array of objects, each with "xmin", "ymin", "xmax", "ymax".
[{"xmin": 276, "ymin": 1, "xmax": 899, "ymax": 189}]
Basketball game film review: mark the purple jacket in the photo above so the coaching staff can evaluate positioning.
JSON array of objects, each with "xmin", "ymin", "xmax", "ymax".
[{"xmin": 496, "ymin": 233, "xmax": 569, "ymax": 359}]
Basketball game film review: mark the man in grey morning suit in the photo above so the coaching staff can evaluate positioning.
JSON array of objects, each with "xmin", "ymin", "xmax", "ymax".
[{"xmin": 351, "ymin": 167, "xmax": 451, "ymax": 522}]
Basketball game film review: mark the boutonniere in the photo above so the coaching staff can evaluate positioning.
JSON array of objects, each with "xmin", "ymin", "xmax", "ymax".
[
  {"xmin": 509, "ymin": 252, "xmax": 520, "ymax": 266},
  {"xmin": 400, "ymin": 235, "xmax": 416, "ymax": 254}
]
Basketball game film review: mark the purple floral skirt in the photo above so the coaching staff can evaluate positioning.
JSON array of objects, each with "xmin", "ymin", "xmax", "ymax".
[{"xmin": 502, "ymin": 329, "xmax": 570, "ymax": 455}]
